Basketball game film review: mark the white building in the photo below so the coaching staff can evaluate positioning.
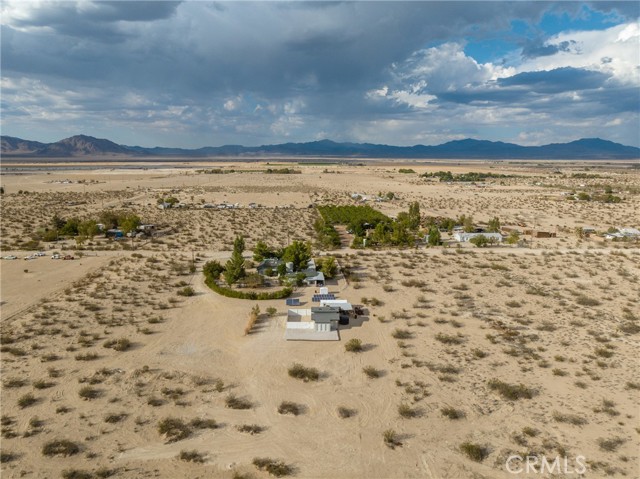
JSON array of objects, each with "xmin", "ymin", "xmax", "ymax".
[{"xmin": 453, "ymin": 232, "xmax": 503, "ymax": 243}]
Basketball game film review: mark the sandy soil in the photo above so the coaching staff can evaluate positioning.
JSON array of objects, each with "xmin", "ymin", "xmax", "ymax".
[{"xmin": 1, "ymin": 161, "xmax": 638, "ymax": 479}]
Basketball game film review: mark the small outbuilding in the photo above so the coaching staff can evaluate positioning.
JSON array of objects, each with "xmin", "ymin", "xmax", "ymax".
[
  {"xmin": 311, "ymin": 306, "xmax": 339, "ymax": 332},
  {"xmin": 453, "ymin": 232, "xmax": 503, "ymax": 243}
]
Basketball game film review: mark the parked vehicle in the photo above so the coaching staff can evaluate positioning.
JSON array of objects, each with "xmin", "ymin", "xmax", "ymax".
[
  {"xmin": 51, "ymin": 254, "xmax": 61, "ymax": 259},
  {"xmin": 35, "ymin": 252, "xmax": 47, "ymax": 257},
  {"xmin": 24, "ymin": 255, "xmax": 35, "ymax": 260},
  {"xmin": 2, "ymin": 255, "xmax": 17, "ymax": 260},
  {"xmin": 63, "ymin": 255, "xmax": 75, "ymax": 260}
]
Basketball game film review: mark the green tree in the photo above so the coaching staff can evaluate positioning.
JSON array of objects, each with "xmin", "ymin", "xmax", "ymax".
[
  {"xmin": 282, "ymin": 241, "xmax": 312, "ymax": 272},
  {"xmin": 577, "ymin": 192, "xmax": 591, "ymax": 201},
  {"xmin": 233, "ymin": 236, "xmax": 245, "ymax": 254},
  {"xmin": 203, "ymin": 260, "xmax": 224, "ymax": 280},
  {"xmin": 276, "ymin": 262, "xmax": 288, "ymax": 277},
  {"xmin": 52, "ymin": 214, "xmax": 66, "ymax": 230},
  {"xmin": 487, "ymin": 217, "xmax": 501, "ymax": 233},
  {"xmin": 99, "ymin": 210, "xmax": 121, "ymax": 229},
  {"xmin": 59, "ymin": 218, "xmax": 80, "ymax": 236},
  {"xmin": 391, "ymin": 221, "xmax": 412, "ymax": 246},
  {"xmin": 408, "ymin": 201, "xmax": 421, "ymax": 230},
  {"xmin": 224, "ymin": 249, "xmax": 246, "ymax": 285},
  {"xmin": 253, "ymin": 240, "xmax": 274, "ymax": 262},
  {"xmin": 506, "ymin": 230, "xmax": 520, "ymax": 245},
  {"xmin": 469, "ymin": 235, "xmax": 489, "ymax": 248},
  {"xmin": 319, "ymin": 256, "xmax": 337, "ymax": 279},
  {"xmin": 120, "ymin": 214, "xmax": 141, "ymax": 236},
  {"xmin": 371, "ymin": 222, "xmax": 389, "ymax": 245},
  {"xmin": 158, "ymin": 196, "xmax": 179, "ymax": 206},
  {"xmin": 428, "ymin": 226, "xmax": 441, "ymax": 246},
  {"xmin": 462, "ymin": 215, "xmax": 475, "ymax": 233},
  {"xmin": 574, "ymin": 227, "xmax": 585, "ymax": 239},
  {"xmin": 78, "ymin": 220, "xmax": 100, "ymax": 240}
]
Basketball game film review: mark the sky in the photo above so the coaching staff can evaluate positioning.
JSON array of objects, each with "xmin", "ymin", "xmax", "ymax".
[{"xmin": 1, "ymin": 1, "xmax": 639, "ymax": 148}]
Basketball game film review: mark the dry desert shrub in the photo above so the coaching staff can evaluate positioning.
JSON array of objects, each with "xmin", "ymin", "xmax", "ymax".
[
  {"xmin": 277, "ymin": 401, "xmax": 302, "ymax": 416},
  {"xmin": 344, "ymin": 338, "xmax": 363, "ymax": 352},
  {"xmin": 252, "ymin": 457, "xmax": 294, "ymax": 477},
  {"xmin": 225, "ymin": 394, "xmax": 253, "ymax": 410},
  {"xmin": 459, "ymin": 442, "xmax": 488, "ymax": 462},
  {"xmin": 178, "ymin": 450, "xmax": 206, "ymax": 463},
  {"xmin": 487, "ymin": 379, "xmax": 535, "ymax": 400},
  {"xmin": 42, "ymin": 439, "xmax": 81, "ymax": 457},
  {"xmin": 383, "ymin": 429, "xmax": 402, "ymax": 448},
  {"xmin": 157, "ymin": 417, "xmax": 192, "ymax": 442},
  {"xmin": 288, "ymin": 363, "xmax": 320, "ymax": 382}
]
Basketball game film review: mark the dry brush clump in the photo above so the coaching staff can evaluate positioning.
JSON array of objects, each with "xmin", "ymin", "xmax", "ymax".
[
  {"xmin": 362, "ymin": 366, "xmax": 381, "ymax": 378},
  {"xmin": 252, "ymin": 457, "xmax": 294, "ymax": 477},
  {"xmin": 244, "ymin": 304, "xmax": 260, "ymax": 336},
  {"xmin": 237, "ymin": 424, "xmax": 264, "ymax": 434},
  {"xmin": 487, "ymin": 379, "xmax": 535, "ymax": 400},
  {"xmin": 42, "ymin": 439, "xmax": 81, "ymax": 457},
  {"xmin": 383, "ymin": 429, "xmax": 402, "ymax": 449},
  {"xmin": 277, "ymin": 401, "xmax": 303, "ymax": 416},
  {"xmin": 225, "ymin": 394, "xmax": 253, "ymax": 410},
  {"xmin": 459, "ymin": 442, "xmax": 488, "ymax": 462},
  {"xmin": 157, "ymin": 417, "xmax": 192, "ymax": 442},
  {"xmin": 344, "ymin": 338, "xmax": 363, "ymax": 352},
  {"xmin": 178, "ymin": 450, "xmax": 206, "ymax": 463},
  {"xmin": 441, "ymin": 407, "xmax": 465, "ymax": 419},
  {"xmin": 288, "ymin": 363, "xmax": 320, "ymax": 382}
]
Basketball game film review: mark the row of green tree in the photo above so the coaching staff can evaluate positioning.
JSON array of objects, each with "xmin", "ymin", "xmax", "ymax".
[
  {"xmin": 569, "ymin": 192, "xmax": 622, "ymax": 203},
  {"xmin": 40, "ymin": 212, "xmax": 141, "ymax": 244},
  {"xmin": 351, "ymin": 202, "xmax": 421, "ymax": 248},
  {"xmin": 318, "ymin": 205, "xmax": 390, "ymax": 231},
  {"xmin": 421, "ymin": 171, "xmax": 515, "ymax": 182},
  {"xmin": 422, "ymin": 214, "xmax": 501, "ymax": 233},
  {"xmin": 207, "ymin": 237, "xmax": 317, "ymax": 287}
]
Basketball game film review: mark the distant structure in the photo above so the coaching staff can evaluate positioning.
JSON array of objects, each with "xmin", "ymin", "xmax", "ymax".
[{"xmin": 453, "ymin": 232, "xmax": 503, "ymax": 243}]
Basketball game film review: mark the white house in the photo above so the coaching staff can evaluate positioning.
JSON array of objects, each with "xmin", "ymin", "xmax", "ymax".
[
  {"xmin": 453, "ymin": 232, "xmax": 503, "ymax": 243},
  {"xmin": 620, "ymin": 227, "xmax": 640, "ymax": 238},
  {"xmin": 285, "ymin": 306, "xmax": 340, "ymax": 341}
]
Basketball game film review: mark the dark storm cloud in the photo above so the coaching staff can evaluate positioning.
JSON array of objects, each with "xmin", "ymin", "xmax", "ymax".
[
  {"xmin": 497, "ymin": 67, "xmax": 609, "ymax": 93},
  {"xmin": 1, "ymin": 2, "xmax": 555, "ymax": 98},
  {"xmin": 11, "ymin": 1, "xmax": 181, "ymax": 29},
  {"xmin": 1, "ymin": 1, "xmax": 638, "ymax": 147},
  {"xmin": 522, "ymin": 39, "xmax": 578, "ymax": 58},
  {"xmin": 434, "ymin": 67, "xmax": 636, "ymax": 120}
]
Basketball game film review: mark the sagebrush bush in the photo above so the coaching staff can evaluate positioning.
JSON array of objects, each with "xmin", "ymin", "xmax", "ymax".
[
  {"xmin": 277, "ymin": 401, "xmax": 302, "ymax": 416},
  {"xmin": 288, "ymin": 363, "xmax": 319, "ymax": 382},
  {"xmin": 225, "ymin": 394, "xmax": 252, "ymax": 410},
  {"xmin": 487, "ymin": 379, "xmax": 534, "ymax": 400},
  {"xmin": 344, "ymin": 338, "xmax": 363, "ymax": 352},
  {"xmin": 157, "ymin": 417, "xmax": 191, "ymax": 442},
  {"xmin": 42, "ymin": 439, "xmax": 80, "ymax": 457},
  {"xmin": 252, "ymin": 457, "xmax": 293, "ymax": 477},
  {"xmin": 178, "ymin": 450, "xmax": 205, "ymax": 463},
  {"xmin": 459, "ymin": 442, "xmax": 488, "ymax": 462}
]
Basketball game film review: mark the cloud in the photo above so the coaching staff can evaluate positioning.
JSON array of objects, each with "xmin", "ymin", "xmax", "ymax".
[
  {"xmin": 0, "ymin": 1, "xmax": 638, "ymax": 147},
  {"xmin": 522, "ymin": 39, "xmax": 579, "ymax": 58},
  {"xmin": 497, "ymin": 67, "xmax": 609, "ymax": 93}
]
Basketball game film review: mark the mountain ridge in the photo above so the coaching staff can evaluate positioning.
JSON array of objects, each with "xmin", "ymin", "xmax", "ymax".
[{"xmin": 1, "ymin": 135, "xmax": 638, "ymax": 159}]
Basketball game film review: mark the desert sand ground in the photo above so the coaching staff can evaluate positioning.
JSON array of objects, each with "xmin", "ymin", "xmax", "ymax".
[{"xmin": 1, "ymin": 160, "xmax": 639, "ymax": 479}]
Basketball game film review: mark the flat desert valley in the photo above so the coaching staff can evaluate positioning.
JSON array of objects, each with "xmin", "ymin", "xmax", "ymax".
[{"xmin": 1, "ymin": 159, "xmax": 639, "ymax": 479}]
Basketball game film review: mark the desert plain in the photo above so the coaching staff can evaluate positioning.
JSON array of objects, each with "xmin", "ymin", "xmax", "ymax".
[{"xmin": 0, "ymin": 158, "xmax": 639, "ymax": 479}]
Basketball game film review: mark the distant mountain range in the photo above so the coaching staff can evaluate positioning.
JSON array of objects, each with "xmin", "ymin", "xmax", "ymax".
[{"xmin": 2, "ymin": 134, "xmax": 639, "ymax": 160}]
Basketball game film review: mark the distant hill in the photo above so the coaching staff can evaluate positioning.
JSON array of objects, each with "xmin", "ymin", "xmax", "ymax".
[
  {"xmin": 1, "ymin": 136, "xmax": 47, "ymax": 154},
  {"xmin": 1, "ymin": 134, "xmax": 638, "ymax": 159}
]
